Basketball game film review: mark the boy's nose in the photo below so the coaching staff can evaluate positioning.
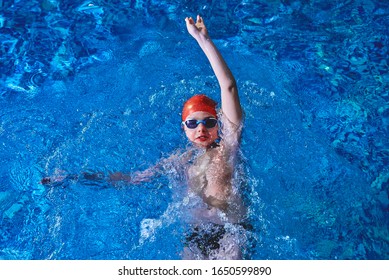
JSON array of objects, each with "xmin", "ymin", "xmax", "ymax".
[{"xmin": 196, "ymin": 123, "xmax": 207, "ymax": 131}]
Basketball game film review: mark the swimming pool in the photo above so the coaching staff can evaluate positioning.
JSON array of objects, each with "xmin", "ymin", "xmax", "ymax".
[{"xmin": 0, "ymin": 0, "xmax": 388, "ymax": 260}]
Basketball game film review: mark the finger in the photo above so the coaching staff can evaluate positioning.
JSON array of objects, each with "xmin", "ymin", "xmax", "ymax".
[{"xmin": 187, "ymin": 17, "xmax": 195, "ymax": 24}]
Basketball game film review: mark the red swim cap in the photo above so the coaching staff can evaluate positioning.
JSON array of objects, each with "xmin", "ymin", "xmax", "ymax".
[{"xmin": 182, "ymin": 94, "xmax": 217, "ymax": 121}]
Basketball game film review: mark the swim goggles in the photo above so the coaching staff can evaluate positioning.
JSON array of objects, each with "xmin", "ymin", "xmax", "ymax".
[{"xmin": 182, "ymin": 118, "xmax": 218, "ymax": 129}]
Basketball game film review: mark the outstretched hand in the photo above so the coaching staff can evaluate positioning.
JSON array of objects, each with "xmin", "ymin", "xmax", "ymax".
[
  {"xmin": 40, "ymin": 169, "xmax": 68, "ymax": 185},
  {"xmin": 185, "ymin": 15, "xmax": 209, "ymax": 39}
]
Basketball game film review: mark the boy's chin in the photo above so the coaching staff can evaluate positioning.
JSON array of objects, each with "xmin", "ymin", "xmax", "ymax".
[{"xmin": 193, "ymin": 140, "xmax": 213, "ymax": 148}]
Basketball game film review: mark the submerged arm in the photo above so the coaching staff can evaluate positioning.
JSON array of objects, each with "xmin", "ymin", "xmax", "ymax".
[
  {"xmin": 40, "ymin": 152, "xmax": 183, "ymax": 186},
  {"xmin": 40, "ymin": 168, "xmax": 158, "ymax": 186},
  {"xmin": 108, "ymin": 152, "xmax": 184, "ymax": 185},
  {"xmin": 109, "ymin": 166, "xmax": 160, "ymax": 185},
  {"xmin": 185, "ymin": 15, "xmax": 242, "ymax": 125}
]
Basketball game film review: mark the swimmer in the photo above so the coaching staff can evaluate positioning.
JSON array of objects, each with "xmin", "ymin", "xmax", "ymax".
[
  {"xmin": 179, "ymin": 15, "xmax": 245, "ymax": 260},
  {"xmin": 41, "ymin": 15, "xmax": 246, "ymax": 260},
  {"xmin": 122, "ymin": 15, "xmax": 246, "ymax": 259}
]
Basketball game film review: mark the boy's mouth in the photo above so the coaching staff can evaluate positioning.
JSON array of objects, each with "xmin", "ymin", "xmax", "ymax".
[{"xmin": 196, "ymin": 135, "xmax": 208, "ymax": 141}]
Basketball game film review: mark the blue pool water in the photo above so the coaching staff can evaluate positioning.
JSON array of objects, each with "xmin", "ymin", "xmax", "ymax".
[{"xmin": 0, "ymin": 0, "xmax": 388, "ymax": 259}]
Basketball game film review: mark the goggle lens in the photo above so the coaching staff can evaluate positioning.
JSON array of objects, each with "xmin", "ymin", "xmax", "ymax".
[{"xmin": 184, "ymin": 118, "xmax": 218, "ymax": 129}]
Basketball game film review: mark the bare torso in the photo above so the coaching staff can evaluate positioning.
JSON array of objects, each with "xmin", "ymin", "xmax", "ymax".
[{"xmin": 186, "ymin": 116, "xmax": 245, "ymax": 225}]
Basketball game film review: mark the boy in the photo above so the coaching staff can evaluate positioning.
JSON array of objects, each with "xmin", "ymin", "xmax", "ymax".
[
  {"xmin": 178, "ymin": 15, "xmax": 245, "ymax": 259},
  {"xmin": 42, "ymin": 15, "xmax": 246, "ymax": 259}
]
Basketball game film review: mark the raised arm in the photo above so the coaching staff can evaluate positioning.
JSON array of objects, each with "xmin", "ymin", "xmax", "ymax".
[{"xmin": 185, "ymin": 15, "xmax": 242, "ymax": 125}]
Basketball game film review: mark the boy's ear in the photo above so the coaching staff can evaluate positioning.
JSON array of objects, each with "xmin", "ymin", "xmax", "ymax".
[{"xmin": 181, "ymin": 123, "xmax": 185, "ymax": 130}]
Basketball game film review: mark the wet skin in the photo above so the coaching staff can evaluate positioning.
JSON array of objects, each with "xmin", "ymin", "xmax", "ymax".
[{"xmin": 183, "ymin": 111, "xmax": 219, "ymax": 149}]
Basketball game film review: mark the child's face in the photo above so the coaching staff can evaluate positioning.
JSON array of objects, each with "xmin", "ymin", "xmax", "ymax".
[{"xmin": 183, "ymin": 111, "xmax": 218, "ymax": 148}]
